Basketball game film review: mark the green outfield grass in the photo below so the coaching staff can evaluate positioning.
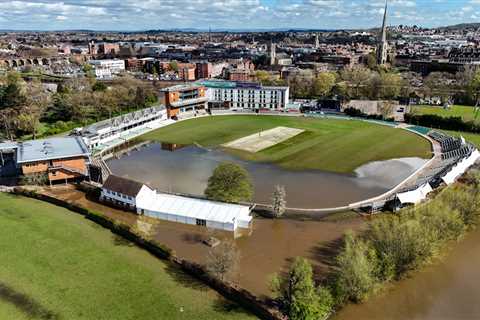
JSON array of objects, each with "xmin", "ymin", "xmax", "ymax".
[
  {"xmin": 412, "ymin": 105, "xmax": 479, "ymax": 123},
  {"xmin": 0, "ymin": 193, "xmax": 256, "ymax": 320},
  {"xmin": 140, "ymin": 115, "xmax": 432, "ymax": 173}
]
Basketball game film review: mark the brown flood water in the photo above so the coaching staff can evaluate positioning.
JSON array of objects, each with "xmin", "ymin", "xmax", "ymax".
[
  {"xmin": 42, "ymin": 186, "xmax": 365, "ymax": 297},
  {"xmin": 335, "ymin": 228, "xmax": 480, "ymax": 320}
]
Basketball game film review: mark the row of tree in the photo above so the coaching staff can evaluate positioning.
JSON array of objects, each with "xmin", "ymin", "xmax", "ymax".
[
  {"xmin": 264, "ymin": 170, "xmax": 480, "ymax": 320},
  {"xmin": 258, "ymin": 63, "xmax": 480, "ymax": 105},
  {"xmin": 405, "ymin": 113, "xmax": 480, "ymax": 134},
  {"xmin": 332, "ymin": 171, "xmax": 480, "ymax": 304},
  {"xmin": 0, "ymin": 72, "xmax": 158, "ymax": 140}
]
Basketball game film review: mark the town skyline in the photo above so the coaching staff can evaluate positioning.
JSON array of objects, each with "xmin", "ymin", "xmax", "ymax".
[{"xmin": 0, "ymin": 0, "xmax": 479, "ymax": 31}]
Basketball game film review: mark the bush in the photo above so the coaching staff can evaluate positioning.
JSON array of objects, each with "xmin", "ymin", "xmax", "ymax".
[
  {"xmin": 404, "ymin": 113, "xmax": 480, "ymax": 133},
  {"xmin": 417, "ymin": 202, "xmax": 465, "ymax": 242},
  {"xmin": 439, "ymin": 186, "xmax": 480, "ymax": 229},
  {"xmin": 367, "ymin": 215, "xmax": 436, "ymax": 280},
  {"xmin": 332, "ymin": 177, "xmax": 480, "ymax": 306},
  {"xmin": 333, "ymin": 231, "xmax": 378, "ymax": 303},
  {"xmin": 271, "ymin": 257, "xmax": 334, "ymax": 320},
  {"xmin": 20, "ymin": 172, "xmax": 49, "ymax": 186}
]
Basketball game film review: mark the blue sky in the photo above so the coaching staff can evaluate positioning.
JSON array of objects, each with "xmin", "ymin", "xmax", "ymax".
[{"xmin": 0, "ymin": 0, "xmax": 477, "ymax": 31}]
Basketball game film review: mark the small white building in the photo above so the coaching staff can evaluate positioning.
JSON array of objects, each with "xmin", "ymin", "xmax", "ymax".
[
  {"xmin": 89, "ymin": 59, "xmax": 125, "ymax": 79},
  {"xmin": 100, "ymin": 175, "xmax": 151, "ymax": 210},
  {"xmin": 101, "ymin": 175, "xmax": 253, "ymax": 234}
]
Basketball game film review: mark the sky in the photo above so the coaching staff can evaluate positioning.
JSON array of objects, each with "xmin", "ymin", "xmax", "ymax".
[{"xmin": 0, "ymin": 0, "xmax": 478, "ymax": 31}]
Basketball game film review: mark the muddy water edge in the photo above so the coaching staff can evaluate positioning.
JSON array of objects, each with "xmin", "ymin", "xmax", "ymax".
[{"xmin": 334, "ymin": 227, "xmax": 480, "ymax": 320}]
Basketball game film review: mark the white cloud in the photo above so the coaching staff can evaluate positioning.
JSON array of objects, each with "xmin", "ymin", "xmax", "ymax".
[{"xmin": 0, "ymin": 0, "xmax": 474, "ymax": 30}]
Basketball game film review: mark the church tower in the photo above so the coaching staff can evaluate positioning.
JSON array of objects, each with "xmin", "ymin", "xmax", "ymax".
[
  {"xmin": 377, "ymin": 0, "xmax": 388, "ymax": 65},
  {"xmin": 269, "ymin": 41, "xmax": 276, "ymax": 66}
]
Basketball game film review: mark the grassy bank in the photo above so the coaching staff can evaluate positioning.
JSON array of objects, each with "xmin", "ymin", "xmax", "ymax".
[
  {"xmin": 140, "ymin": 115, "xmax": 431, "ymax": 173},
  {"xmin": 412, "ymin": 105, "xmax": 479, "ymax": 123},
  {"xmin": 0, "ymin": 193, "xmax": 256, "ymax": 320}
]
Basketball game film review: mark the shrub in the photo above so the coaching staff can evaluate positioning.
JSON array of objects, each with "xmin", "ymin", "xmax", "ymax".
[
  {"xmin": 439, "ymin": 186, "xmax": 480, "ymax": 229},
  {"xmin": 271, "ymin": 257, "xmax": 333, "ymax": 320},
  {"xmin": 404, "ymin": 113, "xmax": 480, "ymax": 134},
  {"xmin": 20, "ymin": 172, "xmax": 48, "ymax": 186},
  {"xmin": 417, "ymin": 202, "xmax": 465, "ymax": 242},
  {"xmin": 333, "ymin": 231, "xmax": 378, "ymax": 303},
  {"xmin": 367, "ymin": 215, "xmax": 435, "ymax": 279}
]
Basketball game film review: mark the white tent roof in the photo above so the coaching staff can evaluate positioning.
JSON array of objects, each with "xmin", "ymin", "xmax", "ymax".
[
  {"xmin": 397, "ymin": 183, "xmax": 433, "ymax": 205},
  {"xmin": 136, "ymin": 190, "xmax": 252, "ymax": 224},
  {"xmin": 442, "ymin": 150, "xmax": 480, "ymax": 185}
]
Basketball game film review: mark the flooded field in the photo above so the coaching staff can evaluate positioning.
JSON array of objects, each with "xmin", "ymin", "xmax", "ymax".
[
  {"xmin": 106, "ymin": 142, "xmax": 427, "ymax": 208},
  {"xmin": 43, "ymin": 186, "xmax": 365, "ymax": 296},
  {"xmin": 335, "ymin": 228, "xmax": 480, "ymax": 320}
]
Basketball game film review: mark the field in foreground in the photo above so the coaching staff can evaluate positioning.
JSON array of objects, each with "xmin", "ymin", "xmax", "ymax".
[
  {"xmin": 412, "ymin": 105, "xmax": 479, "ymax": 123},
  {"xmin": 0, "ymin": 193, "xmax": 256, "ymax": 320},
  {"xmin": 141, "ymin": 115, "xmax": 431, "ymax": 173}
]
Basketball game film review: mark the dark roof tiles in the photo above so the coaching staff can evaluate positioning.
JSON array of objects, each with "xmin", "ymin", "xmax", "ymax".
[{"xmin": 102, "ymin": 175, "xmax": 145, "ymax": 197}]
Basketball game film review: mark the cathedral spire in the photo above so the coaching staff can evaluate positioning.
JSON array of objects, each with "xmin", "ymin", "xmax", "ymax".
[
  {"xmin": 377, "ymin": 0, "xmax": 388, "ymax": 65},
  {"xmin": 381, "ymin": 0, "xmax": 388, "ymax": 42}
]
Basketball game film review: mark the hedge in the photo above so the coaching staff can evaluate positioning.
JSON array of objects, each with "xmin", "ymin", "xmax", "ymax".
[
  {"xmin": 404, "ymin": 113, "xmax": 480, "ymax": 134},
  {"xmin": 9, "ymin": 187, "xmax": 284, "ymax": 320}
]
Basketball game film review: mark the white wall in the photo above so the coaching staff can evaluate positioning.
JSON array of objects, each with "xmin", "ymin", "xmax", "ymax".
[{"xmin": 101, "ymin": 188, "xmax": 136, "ymax": 206}]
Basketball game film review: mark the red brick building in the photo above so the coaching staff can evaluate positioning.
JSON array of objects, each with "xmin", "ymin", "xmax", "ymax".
[{"xmin": 195, "ymin": 62, "xmax": 212, "ymax": 79}]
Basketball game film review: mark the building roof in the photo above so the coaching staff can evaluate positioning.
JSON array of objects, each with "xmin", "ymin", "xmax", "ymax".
[
  {"xmin": 170, "ymin": 96, "xmax": 208, "ymax": 108},
  {"xmin": 16, "ymin": 137, "xmax": 90, "ymax": 164},
  {"xmin": 161, "ymin": 84, "xmax": 202, "ymax": 92},
  {"xmin": 137, "ymin": 191, "xmax": 252, "ymax": 224},
  {"xmin": 102, "ymin": 175, "xmax": 145, "ymax": 197},
  {"xmin": 196, "ymin": 79, "xmax": 288, "ymax": 91},
  {"xmin": 81, "ymin": 105, "xmax": 165, "ymax": 136},
  {"xmin": 0, "ymin": 141, "xmax": 18, "ymax": 151}
]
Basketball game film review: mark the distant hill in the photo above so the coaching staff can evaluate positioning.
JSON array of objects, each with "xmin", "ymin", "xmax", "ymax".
[{"xmin": 436, "ymin": 23, "xmax": 480, "ymax": 30}]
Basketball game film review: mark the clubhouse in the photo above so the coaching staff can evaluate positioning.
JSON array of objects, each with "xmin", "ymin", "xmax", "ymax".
[{"xmin": 0, "ymin": 137, "xmax": 91, "ymax": 183}]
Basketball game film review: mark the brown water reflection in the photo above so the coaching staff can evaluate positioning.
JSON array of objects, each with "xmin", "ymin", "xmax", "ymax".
[
  {"xmin": 335, "ymin": 228, "xmax": 480, "ymax": 320},
  {"xmin": 106, "ymin": 142, "xmax": 426, "ymax": 208}
]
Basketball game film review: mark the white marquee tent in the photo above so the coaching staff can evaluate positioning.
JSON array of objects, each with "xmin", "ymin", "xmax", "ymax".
[
  {"xmin": 136, "ymin": 188, "xmax": 253, "ymax": 232},
  {"xmin": 397, "ymin": 183, "xmax": 433, "ymax": 205},
  {"xmin": 442, "ymin": 150, "xmax": 480, "ymax": 185}
]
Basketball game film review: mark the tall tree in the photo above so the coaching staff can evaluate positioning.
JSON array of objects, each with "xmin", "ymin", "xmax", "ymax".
[
  {"xmin": 16, "ymin": 81, "xmax": 50, "ymax": 139},
  {"xmin": 204, "ymin": 162, "xmax": 253, "ymax": 203},
  {"xmin": 206, "ymin": 241, "xmax": 239, "ymax": 282},
  {"xmin": 0, "ymin": 72, "xmax": 26, "ymax": 110},
  {"xmin": 311, "ymin": 72, "xmax": 336, "ymax": 98},
  {"xmin": 340, "ymin": 66, "xmax": 373, "ymax": 99},
  {"xmin": 271, "ymin": 257, "xmax": 333, "ymax": 320},
  {"xmin": 272, "ymin": 185, "xmax": 287, "ymax": 218},
  {"xmin": 334, "ymin": 231, "xmax": 378, "ymax": 303}
]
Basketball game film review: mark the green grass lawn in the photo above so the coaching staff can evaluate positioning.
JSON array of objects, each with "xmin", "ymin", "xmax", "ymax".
[
  {"xmin": 412, "ymin": 105, "xmax": 479, "ymax": 123},
  {"xmin": 0, "ymin": 193, "xmax": 257, "ymax": 320},
  {"xmin": 140, "ymin": 115, "xmax": 432, "ymax": 173}
]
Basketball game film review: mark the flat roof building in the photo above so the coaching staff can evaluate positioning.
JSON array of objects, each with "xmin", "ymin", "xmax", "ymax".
[
  {"xmin": 162, "ymin": 84, "xmax": 208, "ymax": 119},
  {"xmin": 11, "ymin": 137, "xmax": 91, "ymax": 183},
  {"xmin": 197, "ymin": 80, "xmax": 289, "ymax": 110}
]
